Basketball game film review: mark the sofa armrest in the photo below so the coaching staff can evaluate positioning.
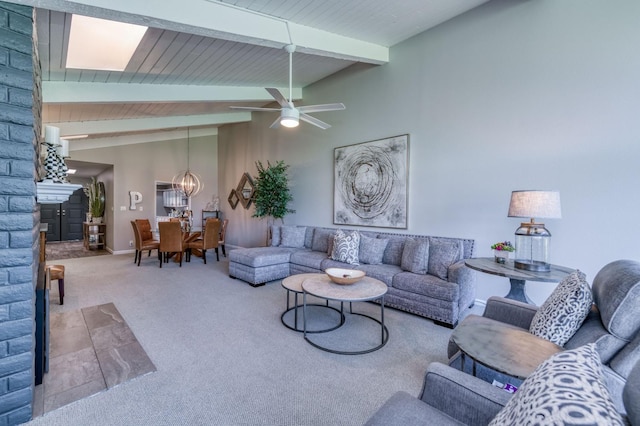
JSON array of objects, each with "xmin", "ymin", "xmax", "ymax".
[
  {"xmin": 483, "ymin": 296, "xmax": 538, "ymax": 329},
  {"xmin": 419, "ymin": 362, "xmax": 511, "ymax": 425},
  {"xmin": 448, "ymin": 261, "xmax": 476, "ymax": 310}
]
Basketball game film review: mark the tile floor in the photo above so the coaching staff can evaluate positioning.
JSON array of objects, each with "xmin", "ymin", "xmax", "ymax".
[{"xmin": 33, "ymin": 303, "xmax": 156, "ymax": 417}]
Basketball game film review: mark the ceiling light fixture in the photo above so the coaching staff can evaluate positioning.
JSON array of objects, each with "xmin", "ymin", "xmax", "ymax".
[
  {"xmin": 280, "ymin": 108, "xmax": 299, "ymax": 128},
  {"xmin": 66, "ymin": 15, "xmax": 147, "ymax": 71}
]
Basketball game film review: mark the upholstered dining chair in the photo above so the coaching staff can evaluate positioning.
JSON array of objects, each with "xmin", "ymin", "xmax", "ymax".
[
  {"xmin": 185, "ymin": 218, "xmax": 220, "ymax": 264},
  {"xmin": 158, "ymin": 221, "xmax": 184, "ymax": 267},
  {"xmin": 218, "ymin": 219, "xmax": 229, "ymax": 257},
  {"xmin": 131, "ymin": 219, "xmax": 159, "ymax": 266}
]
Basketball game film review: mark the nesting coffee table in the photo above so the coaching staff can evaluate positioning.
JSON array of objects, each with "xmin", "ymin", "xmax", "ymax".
[
  {"xmin": 301, "ymin": 274, "xmax": 389, "ymax": 355},
  {"xmin": 281, "ymin": 273, "xmax": 344, "ymax": 333}
]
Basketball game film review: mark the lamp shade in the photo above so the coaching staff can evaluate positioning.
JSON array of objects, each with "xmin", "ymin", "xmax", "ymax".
[{"xmin": 508, "ymin": 190, "xmax": 561, "ymax": 219}]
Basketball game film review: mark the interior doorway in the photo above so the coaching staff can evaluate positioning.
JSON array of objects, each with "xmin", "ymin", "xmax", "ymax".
[{"xmin": 40, "ymin": 188, "xmax": 87, "ymax": 242}]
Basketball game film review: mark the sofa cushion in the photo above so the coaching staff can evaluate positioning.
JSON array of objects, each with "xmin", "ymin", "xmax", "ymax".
[
  {"xmin": 358, "ymin": 264, "xmax": 403, "ymax": 286},
  {"xmin": 290, "ymin": 250, "xmax": 326, "ymax": 270},
  {"xmin": 228, "ymin": 247, "xmax": 293, "ymax": 267},
  {"xmin": 401, "ymin": 238, "xmax": 429, "ymax": 274},
  {"xmin": 380, "ymin": 236, "xmax": 406, "ymax": 266},
  {"xmin": 270, "ymin": 225, "xmax": 281, "ymax": 246},
  {"xmin": 489, "ymin": 343, "xmax": 624, "ymax": 426},
  {"xmin": 591, "ymin": 259, "xmax": 640, "ymax": 341},
  {"xmin": 529, "ymin": 270, "xmax": 593, "ymax": 346},
  {"xmin": 280, "ymin": 226, "xmax": 306, "ymax": 248},
  {"xmin": 428, "ymin": 239, "xmax": 462, "ymax": 280},
  {"xmin": 311, "ymin": 228, "xmax": 333, "ymax": 253},
  {"xmin": 392, "ymin": 272, "xmax": 459, "ymax": 301},
  {"xmin": 330, "ymin": 229, "xmax": 360, "ymax": 265},
  {"xmin": 359, "ymin": 234, "xmax": 389, "ymax": 265}
]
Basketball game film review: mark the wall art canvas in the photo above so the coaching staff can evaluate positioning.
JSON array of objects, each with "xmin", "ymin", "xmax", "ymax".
[{"xmin": 334, "ymin": 134, "xmax": 408, "ymax": 228}]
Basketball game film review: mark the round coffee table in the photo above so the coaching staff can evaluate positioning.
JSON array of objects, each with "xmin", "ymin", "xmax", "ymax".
[
  {"xmin": 281, "ymin": 274, "xmax": 344, "ymax": 333},
  {"xmin": 302, "ymin": 274, "xmax": 389, "ymax": 355}
]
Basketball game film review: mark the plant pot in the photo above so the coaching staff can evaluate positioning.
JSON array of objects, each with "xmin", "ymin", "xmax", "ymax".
[
  {"xmin": 494, "ymin": 250, "xmax": 509, "ymax": 264},
  {"xmin": 92, "ymin": 216, "xmax": 103, "ymax": 224}
]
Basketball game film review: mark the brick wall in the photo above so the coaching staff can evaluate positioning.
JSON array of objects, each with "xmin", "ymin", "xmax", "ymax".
[{"xmin": 0, "ymin": 2, "xmax": 38, "ymax": 425}]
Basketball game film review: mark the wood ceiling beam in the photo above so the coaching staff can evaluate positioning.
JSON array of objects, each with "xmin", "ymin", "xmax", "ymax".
[{"xmin": 10, "ymin": 0, "xmax": 388, "ymax": 64}]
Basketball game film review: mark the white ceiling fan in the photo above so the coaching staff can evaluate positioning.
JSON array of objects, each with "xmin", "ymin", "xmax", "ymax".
[{"xmin": 230, "ymin": 44, "xmax": 345, "ymax": 129}]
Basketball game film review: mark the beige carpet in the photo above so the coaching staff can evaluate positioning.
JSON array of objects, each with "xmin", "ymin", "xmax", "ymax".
[{"xmin": 28, "ymin": 253, "xmax": 456, "ymax": 425}]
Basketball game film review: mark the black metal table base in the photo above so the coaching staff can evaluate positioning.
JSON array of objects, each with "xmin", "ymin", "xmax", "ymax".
[
  {"xmin": 303, "ymin": 296, "xmax": 389, "ymax": 355},
  {"xmin": 281, "ymin": 289, "xmax": 344, "ymax": 333}
]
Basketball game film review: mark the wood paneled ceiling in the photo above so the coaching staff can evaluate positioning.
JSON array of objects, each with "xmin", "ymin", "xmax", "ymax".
[{"xmin": 16, "ymin": 0, "xmax": 491, "ymax": 143}]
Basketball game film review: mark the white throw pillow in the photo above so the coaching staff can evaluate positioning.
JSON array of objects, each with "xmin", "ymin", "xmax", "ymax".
[
  {"xmin": 529, "ymin": 270, "xmax": 593, "ymax": 346},
  {"xmin": 330, "ymin": 229, "xmax": 360, "ymax": 265}
]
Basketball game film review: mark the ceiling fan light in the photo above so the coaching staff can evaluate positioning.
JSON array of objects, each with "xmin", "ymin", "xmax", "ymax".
[{"xmin": 280, "ymin": 108, "xmax": 299, "ymax": 128}]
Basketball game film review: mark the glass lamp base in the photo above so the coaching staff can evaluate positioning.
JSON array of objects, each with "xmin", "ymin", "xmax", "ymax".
[{"xmin": 514, "ymin": 260, "xmax": 550, "ymax": 272}]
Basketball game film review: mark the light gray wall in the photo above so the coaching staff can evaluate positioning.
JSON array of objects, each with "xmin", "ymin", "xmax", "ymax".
[
  {"xmin": 71, "ymin": 134, "xmax": 218, "ymax": 252},
  {"xmin": 219, "ymin": 0, "xmax": 640, "ymax": 304}
]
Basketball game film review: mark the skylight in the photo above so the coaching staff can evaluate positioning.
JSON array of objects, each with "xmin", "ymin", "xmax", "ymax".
[{"xmin": 66, "ymin": 15, "xmax": 147, "ymax": 71}]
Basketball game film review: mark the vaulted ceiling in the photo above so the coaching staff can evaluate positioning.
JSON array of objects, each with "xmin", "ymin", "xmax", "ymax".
[{"xmin": 15, "ymin": 0, "xmax": 491, "ymax": 142}]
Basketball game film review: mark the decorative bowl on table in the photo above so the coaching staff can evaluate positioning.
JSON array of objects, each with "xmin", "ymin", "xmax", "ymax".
[{"xmin": 325, "ymin": 268, "xmax": 366, "ymax": 285}]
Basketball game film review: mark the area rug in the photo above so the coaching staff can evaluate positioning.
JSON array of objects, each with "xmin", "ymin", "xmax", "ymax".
[
  {"xmin": 46, "ymin": 240, "xmax": 109, "ymax": 261},
  {"xmin": 36, "ymin": 303, "xmax": 156, "ymax": 415}
]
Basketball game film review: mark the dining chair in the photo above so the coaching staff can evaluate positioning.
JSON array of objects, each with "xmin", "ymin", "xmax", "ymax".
[
  {"xmin": 185, "ymin": 218, "xmax": 221, "ymax": 264},
  {"xmin": 132, "ymin": 219, "xmax": 159, "ymax": 266},
  {"xmin": 218, "ymin": 219, "xmax": 229, "ymax": 257},
  {"xmin": 158, "ymin": 221, "xmax": 184, "ymax": 267}
]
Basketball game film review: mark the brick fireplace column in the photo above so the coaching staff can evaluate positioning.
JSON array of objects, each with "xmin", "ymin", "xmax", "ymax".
[{"xmin": 0, "ymin": 2, "xmax": 39, "ymax": 424}]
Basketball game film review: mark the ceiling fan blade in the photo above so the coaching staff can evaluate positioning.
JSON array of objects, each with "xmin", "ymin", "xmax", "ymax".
[
  {"xmin": 229, "ymin": 106, "xmax": 281, "ymax": 111},
  {"xmin": 297, "ymin": 103, "xmax": 346, "ymax": 114},
  {"xmin": 265, "ymin": 88, "xmax": 290, "ymax": 108},
  {"xmin": 269, "ymin": 116, "xmax": 281, "ymax": 129},
  {"xmin": 299, "ymin": 113, "xmax": 331, "ymax": 130}
]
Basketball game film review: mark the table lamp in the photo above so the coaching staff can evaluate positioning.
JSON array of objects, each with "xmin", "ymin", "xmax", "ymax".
[{"xmin": 507, "ymin": 190, "xmax": 561, "ymax": 272}]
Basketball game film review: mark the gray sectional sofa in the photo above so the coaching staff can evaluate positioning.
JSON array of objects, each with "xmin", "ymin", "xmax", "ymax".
[{"xmin": 228, "ymin": 225, "xmax": 476, "ymax": 327}]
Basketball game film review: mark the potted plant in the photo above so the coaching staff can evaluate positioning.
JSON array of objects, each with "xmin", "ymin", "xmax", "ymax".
[
  {"xmin": 491, "ymin": 241, "xmax": 514, "ymax": 264},
  {"xmin": 252, "ymin": 160, "xmax": 295, "ymax": 243},
  {"xmin": 84, "ymin": 177, "xmax": 105, "ymax": 223}
]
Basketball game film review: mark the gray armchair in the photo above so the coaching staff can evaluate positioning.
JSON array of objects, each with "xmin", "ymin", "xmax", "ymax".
[
  {"xmin": 447, "ymin": 259, "xmax": 640, "ymax": 413},
  {"xmin": 366, "ymin": 356, "xmax": 640, "ymax": 425}
]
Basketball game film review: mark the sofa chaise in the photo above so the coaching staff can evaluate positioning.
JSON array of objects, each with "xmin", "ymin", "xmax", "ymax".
[{"xmin": 229, "ymin": 225, "xmax": 476, "ymax": 327}]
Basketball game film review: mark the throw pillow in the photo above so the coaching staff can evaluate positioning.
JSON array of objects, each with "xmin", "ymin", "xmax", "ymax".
[
  {"xmin": 330, "ymin": 229, "xmax": 360, "ymax": 265},
  {"xmin": 427, "ymin": 240, "xmax": 461, "ymax": 280},
  {"xmin": 400, "ymin": 238, "xmax": 429, "ymax": 274},
  {"xmin": 359, "ymin": 235, "xmax": 389, "ymax": 265},
  {"xmin": 488, "ymin": 344, "xmax": 624, "ymax": 426},
  {"xmin": 529, "ymin": 270, "xmax": 593, "ymax": 346},
  {"xmin": 279, "ymin": 226, "xmax": 306, "ymax": 248},
  {"xmin": 311, "ymin": 229, "xmax": 333, "ymax": 253},
  {"xmin": 270, "ymin": 226, "xmax": 281, "ymax": 247}
]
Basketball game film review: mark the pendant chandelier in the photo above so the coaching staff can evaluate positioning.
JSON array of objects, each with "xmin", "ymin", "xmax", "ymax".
[{"xmin": 172, "ymin": 128, "xmax": 202, "ymax": 198}]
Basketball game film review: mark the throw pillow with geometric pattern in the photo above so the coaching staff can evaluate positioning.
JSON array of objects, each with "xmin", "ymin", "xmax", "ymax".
[
  {"xmin": 488, "ymin": 343, "xmax": 624, "ymax": 426},
  {"xmin": 330, "ymin": 229, "xmax": 360, "ymax": 265},
  {"xmin": 529, "ymin": 269, "xmax": 593, "ymax": 346}
]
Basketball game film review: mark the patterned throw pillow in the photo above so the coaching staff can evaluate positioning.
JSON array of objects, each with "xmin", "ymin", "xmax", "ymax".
[
  {"xmin": 489, "ymin": 344, "xmax": 624, "ymax": 426},
  {"xmin": 400, "ymin": 238, "xmax": 429, "ymax": 274},
  {"xmin": 427, "ymin": 240, "xmax": 461, "ymax": 280},
  {"xmin": 529, "ymin": 270, "xmax": 593, "ymax": 346},
  {"xmin": 330, "ymin": 229, "xmax": 360, "ymax": 265},
  {"xmin": 279, "ymin": 226, "xmax": 306, "ymax": 248},
  {"xmin": 359, "ymin": 235, "xmax": 388, "ymax": 265}
]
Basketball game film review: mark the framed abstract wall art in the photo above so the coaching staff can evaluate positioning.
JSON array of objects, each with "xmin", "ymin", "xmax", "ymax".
[{"xmin": 334, "ymin": 134, "xmax": 408, "ymax": 229}]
